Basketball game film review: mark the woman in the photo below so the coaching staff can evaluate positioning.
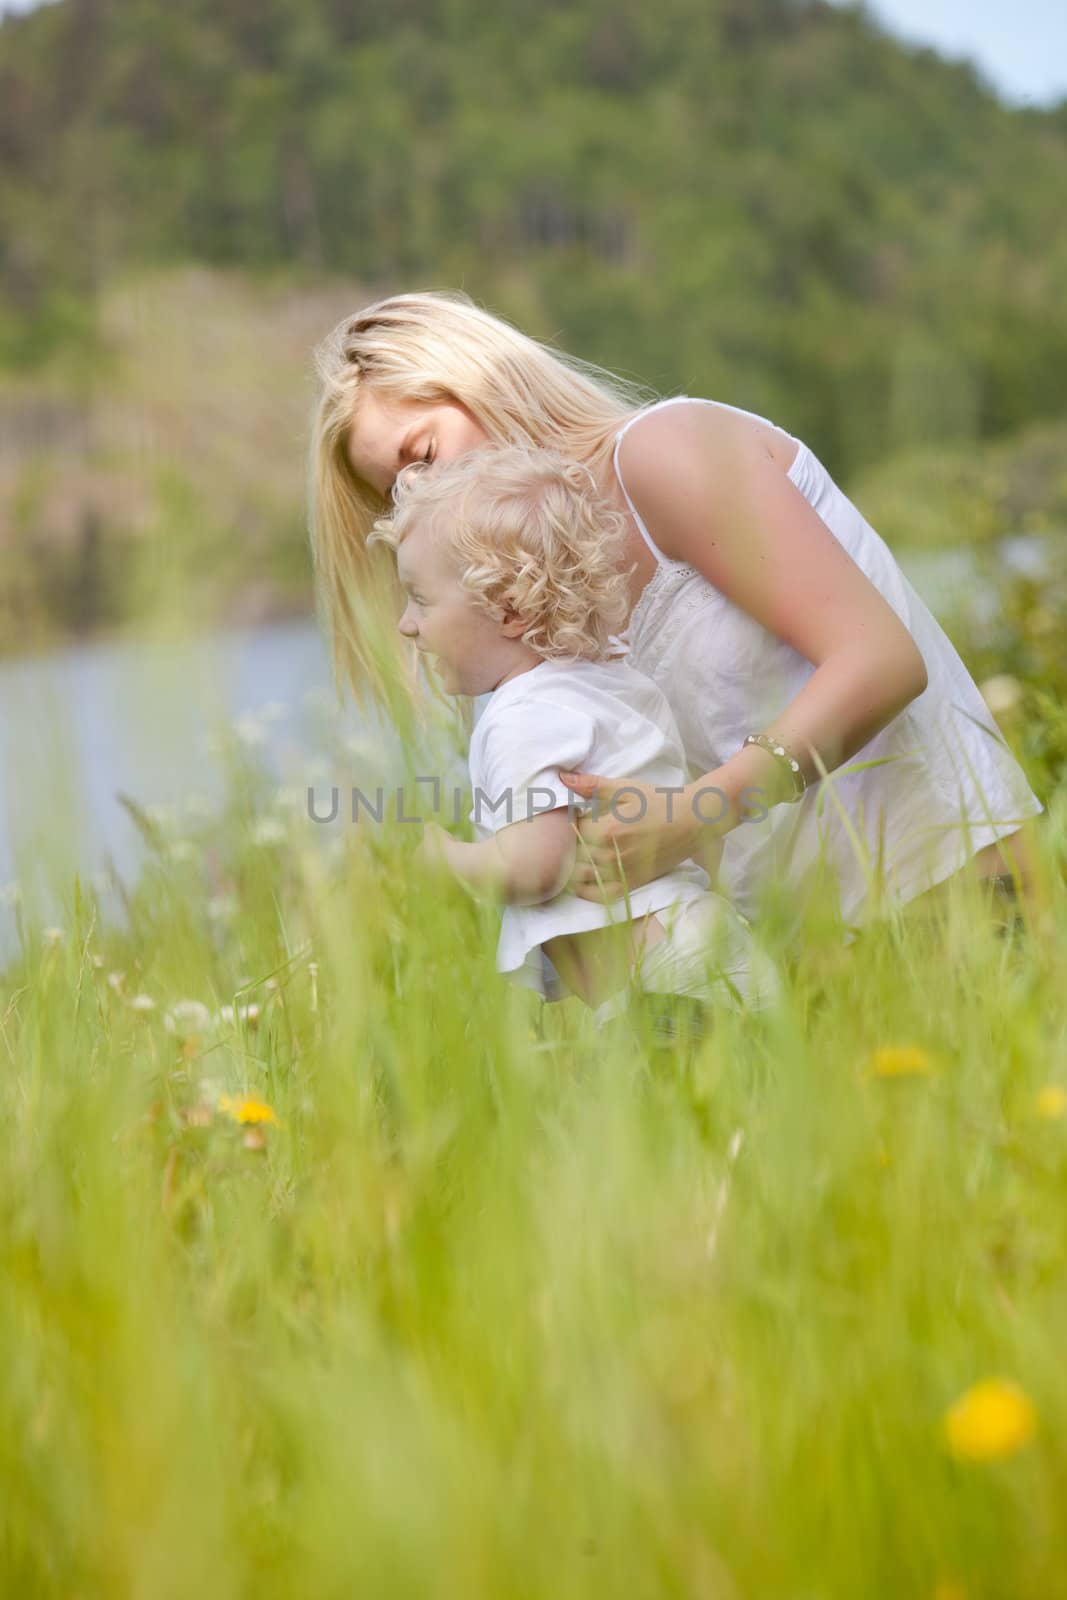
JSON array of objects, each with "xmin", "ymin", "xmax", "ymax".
[{"xmin": 309, "ymin": 290, "xmax": 1043, "ymax": 937}]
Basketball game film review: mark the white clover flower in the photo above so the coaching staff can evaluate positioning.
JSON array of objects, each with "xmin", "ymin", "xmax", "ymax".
[
  {"xmin": 215, "ymin": 1000, "xmax": 260, "ymax": 1029},
  {"xmin": 127, "ymin": 993, "xmax": 156, "ymax": 1013},
  {"xmin": 163, "ymin": 1000, "xmax": 213, "ymax": 1037},
  {"xmin": 251, "ymin": 817, "xmax": 286, "ymax": 848},
  {"xmin": 107, "ymin": 970, "xmax": 126, "ymax": 993},
  {"xmin": 42, "ymin": 926, "xmax": 64, "ymax": 947},
  {"xmin": 91, "ymin": 954, "xmax": 105, "ymax": 970},
  {"xmin": 237, "ymin": 1002, "xmax": 261, "ymax": 1027}
]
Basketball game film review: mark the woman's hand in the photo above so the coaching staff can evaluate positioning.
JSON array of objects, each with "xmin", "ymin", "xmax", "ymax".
[{"xmin": 558, "ymin": 771, "xmax": 726, "ymax": 902}]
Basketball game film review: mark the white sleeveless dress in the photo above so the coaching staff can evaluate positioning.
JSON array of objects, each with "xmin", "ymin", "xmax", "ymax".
[{"xmin": 610, "ymin": 397, "xmax": 1044, "ymax": 935}]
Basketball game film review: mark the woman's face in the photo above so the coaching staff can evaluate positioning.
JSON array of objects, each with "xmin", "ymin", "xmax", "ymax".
[{"xmin": 346, "ymin": 390, "xmax": 490, "ymax": 499}]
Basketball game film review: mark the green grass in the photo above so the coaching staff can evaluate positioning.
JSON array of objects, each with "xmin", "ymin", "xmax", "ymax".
[{"xmin": 2, "ymin": 691, "xmax": 1067, "ymax": 1598}]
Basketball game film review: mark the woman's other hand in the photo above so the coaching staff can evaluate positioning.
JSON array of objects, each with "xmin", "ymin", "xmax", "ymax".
[{"xmin": 558, "ymin": 771, "xmax": 727, "ymax": 902}]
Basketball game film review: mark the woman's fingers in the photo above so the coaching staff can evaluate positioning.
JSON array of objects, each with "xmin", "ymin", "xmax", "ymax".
[
  {"xmin": 572, "ymin": 841, "xmax": 624, "ymax": 872},
  {"xmin": 569, "ymin": 859, "xmax": 628, "ymax": 897},
  {"xmin": 575, "ymin": 880, "xmax": 626, "ymax": 903}
]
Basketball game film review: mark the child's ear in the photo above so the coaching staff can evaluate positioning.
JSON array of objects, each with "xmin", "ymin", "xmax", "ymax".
[{"xmin": 500, "ymin": 598, "xmax": 528, "ymax": 637}]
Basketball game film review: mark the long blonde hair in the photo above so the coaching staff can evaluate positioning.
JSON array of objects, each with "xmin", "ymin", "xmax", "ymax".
[{"xmin": 308, "ymin": 290, "xmax": 653, "ymax": 708}]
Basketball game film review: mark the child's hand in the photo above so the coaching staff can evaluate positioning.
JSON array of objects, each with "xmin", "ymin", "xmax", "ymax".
[{"xmin": 414, "ymin": 819, "xmax": 454, "ymax": 875}]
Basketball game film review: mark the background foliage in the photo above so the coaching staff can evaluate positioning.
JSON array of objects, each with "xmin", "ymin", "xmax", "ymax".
[{"xmin": 1, "ymin": 0, "xmax": 1066, "ymax": 647}]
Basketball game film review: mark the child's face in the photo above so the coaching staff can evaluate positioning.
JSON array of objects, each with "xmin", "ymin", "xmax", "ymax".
[{"xmin": 395, "ymin": 522, "xmax": 532, "ymax": 696}]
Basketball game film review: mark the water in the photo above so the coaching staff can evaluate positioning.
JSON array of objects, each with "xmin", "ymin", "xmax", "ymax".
[
  {"xmin": 0, "ymin": 532, "xmax": 1060, "ymax": 958},
  {"xmin": 0, "ymin": 617, "xmax": 465, "ymax": 959}
]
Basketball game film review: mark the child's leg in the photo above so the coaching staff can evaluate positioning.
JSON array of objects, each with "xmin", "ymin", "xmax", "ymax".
[
  {"xmin": 634, "ymin": 894, "xmax": 782, "ymax": 1013},
  {"xmin": 589, "ymin": 896, "xmax": 781, "ymax": 1027}
]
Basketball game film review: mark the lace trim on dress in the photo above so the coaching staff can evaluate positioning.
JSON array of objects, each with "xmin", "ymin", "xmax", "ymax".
[{"xmin": 625, "ymin": 561, "xmax": 720, "ymax": 678}]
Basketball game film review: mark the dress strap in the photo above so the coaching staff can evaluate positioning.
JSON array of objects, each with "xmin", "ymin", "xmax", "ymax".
[{"xmin": 612, "ymin": 396, "xmax": 700, "ymax": 567}]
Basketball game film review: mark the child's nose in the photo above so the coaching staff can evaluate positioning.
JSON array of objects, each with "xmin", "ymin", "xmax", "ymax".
[{"xmin": 398, "ymin": 606, "xmax": 418, "ymax": 637}]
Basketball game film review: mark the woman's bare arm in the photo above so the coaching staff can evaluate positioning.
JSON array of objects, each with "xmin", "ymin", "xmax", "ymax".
[
  {"xmin": 563, "ymin": 404, "xmax": 929, "ymax": 898},
  {"xmin": 621, "ymin": 403, "xmax": 927, "ymax": 797}
]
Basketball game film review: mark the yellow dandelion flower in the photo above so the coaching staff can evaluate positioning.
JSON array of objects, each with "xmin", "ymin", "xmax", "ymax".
[
  {"xmin": 943, "ymin": 1377, "xmax": 1037, "ymax": 1463},
  {"xmin": 868, "ymin": 1045, "xmax": 934, "ymax": 1077},
  {"xmin": 218, "ymin": 1094, "xmax": 279, "ymax": 1127},
  {"xmin": 932, "ymin": 1580, "xmax": 967, "ymax": 1600},
  {"xmin": 1036, "ymin": 1085, "xmax": 1067, "ymax": 1121}
]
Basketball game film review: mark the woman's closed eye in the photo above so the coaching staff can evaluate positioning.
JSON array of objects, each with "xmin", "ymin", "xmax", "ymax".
[{"xmin": 391, "ymin": 442, "xmax": 435, "ymax": 503}]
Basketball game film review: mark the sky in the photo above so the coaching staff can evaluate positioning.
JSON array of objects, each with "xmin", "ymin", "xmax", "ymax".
[
  {"xmin": 0, "ymin": 0, "xmax": 1065, "ymax": 108},
  {"xmin": 830, "ymin": 0, "xmax": 1067, "ymax": 108}
]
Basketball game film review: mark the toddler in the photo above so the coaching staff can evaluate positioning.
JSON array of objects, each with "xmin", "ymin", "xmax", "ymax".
[{"xmin": 369, "ymin": 445, "xmax": 780, "ymax": 1025}]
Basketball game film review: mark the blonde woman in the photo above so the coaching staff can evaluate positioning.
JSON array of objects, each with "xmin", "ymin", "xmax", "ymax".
[
  {"xmin": 368, "ymin": 443, "xmax": 781, "ymax": 1021},
  {"xmin": 310, "ymin": 290, "xmax": 1043, "ymax": 938}
]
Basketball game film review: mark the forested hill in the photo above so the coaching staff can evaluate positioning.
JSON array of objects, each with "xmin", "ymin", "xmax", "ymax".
[
  {"xmin": 2, "ymin": 0, "xmax": 1066, "ymax": 470},
  {"xmin": 1, "ymin": 0, "xmax": 1066, "ymax": 653}
]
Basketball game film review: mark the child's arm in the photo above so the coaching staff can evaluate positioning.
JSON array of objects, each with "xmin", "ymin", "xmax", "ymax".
[{"xmin": 417, "ymin": 810, "xmax": 577, "ymax": 906}]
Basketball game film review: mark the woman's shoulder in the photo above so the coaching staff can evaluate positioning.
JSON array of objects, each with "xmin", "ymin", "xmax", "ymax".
[
  {"xmin": 611, "ymin": 399, "xmax": 808, "ymax": 571},
  {"xmin": 616, "ymin": 396, "xmax": 799, "ymax": 484}
]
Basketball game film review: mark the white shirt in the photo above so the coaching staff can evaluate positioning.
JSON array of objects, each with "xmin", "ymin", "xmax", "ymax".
[
  {"xmin": 468, "ymin": 658, "xmax": 711, "ymax": 998},
  {"xmin": 611, "ymin": 397, "xmax": 1045, "ymax": 936}
]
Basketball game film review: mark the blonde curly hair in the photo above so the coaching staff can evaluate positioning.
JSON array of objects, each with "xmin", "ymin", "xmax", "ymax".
[{"xmin": 368, "ymin": 444, "xmax": 634, "ymax": 662}]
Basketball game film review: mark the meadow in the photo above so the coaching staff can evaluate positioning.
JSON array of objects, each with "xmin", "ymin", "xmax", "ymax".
[
  {"xmin": 2, "ymin": 572, "xmax": 1067, "ymax": 1600},
  {"xmin": 4, "ymin": 0, "xmax": 1067, "ymax": 1585}
]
